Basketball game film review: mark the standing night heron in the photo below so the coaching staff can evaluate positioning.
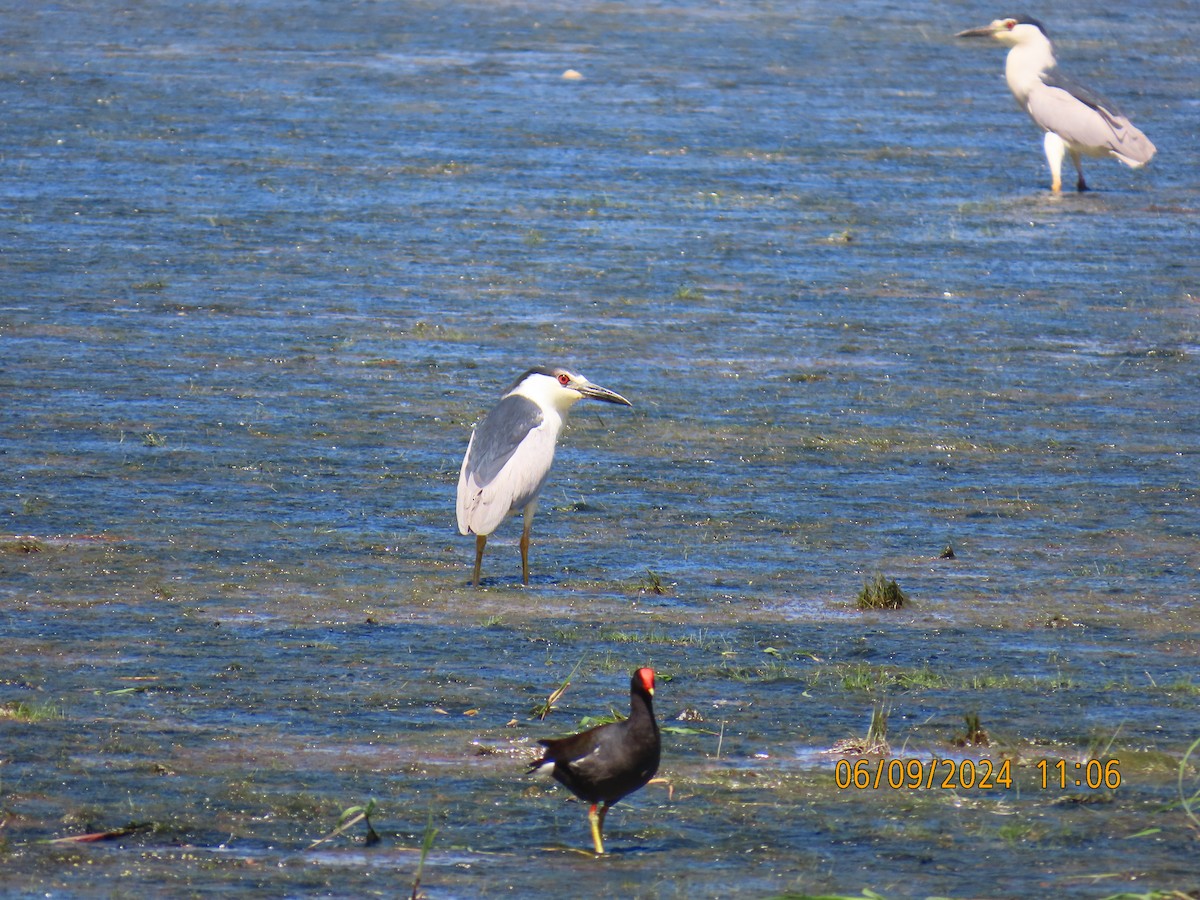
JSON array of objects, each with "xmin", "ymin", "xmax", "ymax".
[
  {"xmin": 456, "ymin": 366, "xmax": 632, "ymax": 587},
  {"xmin": 957, "ymin": 16, "xmax": 1156, "ymax": 192}
]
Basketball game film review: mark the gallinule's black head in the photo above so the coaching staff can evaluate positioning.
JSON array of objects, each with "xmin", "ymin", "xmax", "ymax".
[{"xmin": 529, "ymin": 667, "xmax": 660, "ymax": 854}]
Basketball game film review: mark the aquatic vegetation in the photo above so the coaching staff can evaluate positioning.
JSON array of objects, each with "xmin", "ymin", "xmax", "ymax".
[
  {"xmin": 710, "ymin": 659, "xmax": 794, "ymax": 684},
  {"xmin": 532, "ymin": 657, "xmax": 586, "ymax": 720},
  {"xmin": 411, "ymin": 807, "xmax": 439, "ymax": 900},
  {"xmin": 638, "ymin": 568, "xmax": 668, "ymax": 595},
  {"xmin": 1105, "ymin": 675, "xmax": 1200, "ymax": 696},
  {"xmin": 829, "ymin": 704, "xmax": 890, "ymax": 756},
  {"xmin": 18, "ymin": 496, "xmax": 50, "ymax": 516},
  {"xmin": 307, "ymin": 799, "xmax": 380, "ymax": 850},
  {"xmin": 0, "ymin": 700, "xmax": 63, "ymax": 722},
  {"xmin": 576, "ymin": 710, "xmax": 626, "ymax": 729},
  {"xmin": 808, "ymin": 662, "xmax": 949, "ymax": 693},
  {"xmin": 953, "ymin": 711, "xmax": 990, "ymax": 747},
  {"xmin": 1090, "ymin": 725, "xmax": 1124, "ymax": 755},
  {"xmin": 856, "ymin": 575, "xmax": 907, "ymax": 610},
  {"xmin": 1, "ymin": 537, "xmax": 44, "ymax": 554},
  {"xmin": 598, "ymin": 627, "xmax": 717, "ymax": 649},
  {"xmin": 996, "ymin": 820, "xmax": 1041, "ymax": 847},
  {"xmin": 1179, "ymin": 736, "xmax": 1200, "ymax": 835},
  {"xmin": 804, "ymin": 662, "xmax": 1084, "ymax": 697},
  {"xmin": 866, "ymin": 704, "xmax": 890, "ymax": 754}
]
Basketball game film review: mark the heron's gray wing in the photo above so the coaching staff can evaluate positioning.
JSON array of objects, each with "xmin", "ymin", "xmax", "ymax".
[
  {"xmin": 1042, "ymin": 70, "xmax": 1123, "ymax": 118},
  {"xmin": 465, "ymin": 395, "xmax": 543, "ymax": 486},
  {"xmin": 1035, "ymin": 72, "xmax": 1156, "ymax": 165},
  {"xmin": 456, "ymin": 395, "xmax": 545, "ymax": 535}
]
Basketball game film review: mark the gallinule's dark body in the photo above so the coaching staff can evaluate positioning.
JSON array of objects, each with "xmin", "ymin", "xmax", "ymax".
[{"xmin": 529, "ymin": 667, "xmax": 661, "ymax": 854}]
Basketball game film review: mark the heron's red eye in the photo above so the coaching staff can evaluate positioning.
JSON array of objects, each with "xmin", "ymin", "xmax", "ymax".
[
  {"xmin": 1005, "ymin": 19, "xmax": 1016, "ymax": 29},
  {"xmin": 558, "ymin": 373, "xmax": 570, "ymax": 386}
]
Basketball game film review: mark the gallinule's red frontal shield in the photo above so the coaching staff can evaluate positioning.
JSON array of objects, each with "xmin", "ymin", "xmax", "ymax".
[
  {"xmin": 529, "ymin": 667, "xmax": 660, "ymax": 854},
  {"xmin": 456, "ymin": 367, "xmax": 632, "ymax": 587}
]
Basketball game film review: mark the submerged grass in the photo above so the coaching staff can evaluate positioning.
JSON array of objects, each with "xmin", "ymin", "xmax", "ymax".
[
  {"xmin": 307, "ymin": 799, "xmax": 380, "ymax": 850},
  {"xmin": 598, "ymin": 627, "xmax": 726, "ymax": 652},
  {"xmin": 1179, "ymin": 736, "xmax": 1200, "ymax": 835},
  {"xmin": 0, "ymin": 700, "xmax": 64, "ymax": 722},
  {"xmin": 411, "ymin": 806, "xmax": 439, "ymax": 900},
  {"xmin": 805, "ymin": 662, "xmax": 1078, "ymax": 695},
  {"xmin": 1, "ymin": 537, "xmax": 45, "ymax": 554},
  {"xmin": 698, "ymin": 657, "xmax": 795, "ymax": 684},
  {"xmin": 1105, "ymin": 675, "xmax": 1200, "ymax": 696}
]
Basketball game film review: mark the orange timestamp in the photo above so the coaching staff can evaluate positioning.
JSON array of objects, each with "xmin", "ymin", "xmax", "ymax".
[
  {"xmin": 1035, "ymin": 757, "xmax": 1122, "ymax": 789},
  {"xmin": 835, "ymin": 757, "xmax": 1013, "ymax": 790},
  {"xmin": 834, "ymin": 757, "xmax": 1123, "ymax": 791}
]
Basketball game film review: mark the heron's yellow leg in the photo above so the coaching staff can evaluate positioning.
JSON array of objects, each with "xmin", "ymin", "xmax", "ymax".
[
  {"xmin": 1044, "ymin": 132, "xmax": 1065, "ymax": 193},
  {"xmin": 472, "ymin": 534, "xmax": 487, "ymax": 587},
  {"xmin": 520, "ymin": 511, "xmax": 534, "ymax": 586}
]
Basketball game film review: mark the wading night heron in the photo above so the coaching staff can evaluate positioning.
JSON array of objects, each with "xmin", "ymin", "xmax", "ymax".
[
  {"xmin": 957, "ymin": 16, "xmax": 1156, "ymax": 192},
  {"xmin": 456, "ymin": 366, "xmax": 632, "ymax": 587}
]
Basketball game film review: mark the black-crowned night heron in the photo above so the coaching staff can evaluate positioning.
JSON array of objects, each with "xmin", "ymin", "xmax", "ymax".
[
  {"xmin": 456, "ymin": 366, "xmax": 632, "ymax": 587},
  {"xmin": 957, "ymin": 16, "xmax": 1156, "ymax": 192}
]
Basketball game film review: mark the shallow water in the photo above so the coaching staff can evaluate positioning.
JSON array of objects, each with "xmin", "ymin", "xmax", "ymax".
[{"xmin": 2, "ymin": 0, "xmax": 1199, "ymax": 897}]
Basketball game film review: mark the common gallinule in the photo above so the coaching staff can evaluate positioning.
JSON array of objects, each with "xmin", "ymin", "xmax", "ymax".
[
  {"xmin": 456, "ymin": 367, "xmax": 632, "ymax": 587},
  {"xmin": 529, "ymin": 667, "xmax": 660, "ymax": 854}
]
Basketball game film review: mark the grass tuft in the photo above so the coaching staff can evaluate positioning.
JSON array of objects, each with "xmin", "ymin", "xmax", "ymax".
[
  {"xmin": 953, "ymin": 711, "xmax": 990, "ymax": 747},
  {"xmin": 830, "ymin": 704, "xmax": 890, "ymax": 755},
  {"xmin": 639, "ymin": 568, "xmax": 668, "ymax": 595},
  {"xmin": 0, "ymin": 700, "xmax": 64, "ymax": 722},
  {"xmin": 856, "ymin": 575, "xmax": 907, "ymax": 610}
]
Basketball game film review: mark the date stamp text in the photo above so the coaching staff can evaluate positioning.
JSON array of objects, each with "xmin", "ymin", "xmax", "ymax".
[{"xmin": 834, "ymin": 757, "xmax": 1121, "ymax": 791}]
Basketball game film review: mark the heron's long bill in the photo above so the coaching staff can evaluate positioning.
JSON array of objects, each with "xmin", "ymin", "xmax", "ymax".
[
  {"xmin": 576, "ymin": 381, "xmax": 632, "ymax": 407},
  {"xmin": 956, "ymin": 24, "xmax": 1000, "ymax": 38}
]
